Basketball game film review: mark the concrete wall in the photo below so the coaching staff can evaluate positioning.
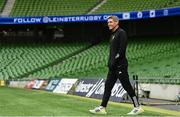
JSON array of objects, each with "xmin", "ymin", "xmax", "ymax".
[{"xmin": 139, "ymin": 83, "xmax": 180, "ymax": 101}]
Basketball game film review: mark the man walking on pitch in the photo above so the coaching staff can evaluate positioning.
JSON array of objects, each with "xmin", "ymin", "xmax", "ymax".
[{"xmin": 89, "ymin": 16, "xmax": 144, "ymax": 115}]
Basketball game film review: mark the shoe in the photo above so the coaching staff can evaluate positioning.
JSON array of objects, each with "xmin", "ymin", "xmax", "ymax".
[
  {"xmin": 127, "ymin": 106, "xmax": 144, "ymax": 115},
  {"xmin": 89, "ymin": 106, "xmax": 107, "ymax": 115}
]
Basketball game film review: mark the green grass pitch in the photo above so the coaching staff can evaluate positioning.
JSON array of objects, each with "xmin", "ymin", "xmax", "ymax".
[{"xmin": 0, "ymin": 87, "xmax": 178, "ymax": 116}]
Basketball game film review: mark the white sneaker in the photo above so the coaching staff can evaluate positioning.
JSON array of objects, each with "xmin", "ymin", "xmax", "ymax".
[
  {"xmin": 127, "ymin": 106, "xmax": 144, "ymax": 115},
  {"xmin": 89, "ymin": 106, "xmax": 107, "ymax": 115}
]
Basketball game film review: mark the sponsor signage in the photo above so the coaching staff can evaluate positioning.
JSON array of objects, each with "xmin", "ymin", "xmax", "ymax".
[
  {"xmin": 72, "ymin": 79, "xmax": 135, "ymax": 102},
  {"xmin": 0, "ymin": 8, "xmax": 179, "ymax": 24},
  {"xmin": 53, "ymin": 78, "xmax": 78, "ymax": 94},
  {"xmin": 32, "ymin": 80, "xmax": 48, "ymax": 89},
  {"xmin": 45, "ymin": 79, "xmax": 60, "ymax": 91},
  {"xmin": 9, "ymin": 80, "xmax": 29, "ymax": 88}
]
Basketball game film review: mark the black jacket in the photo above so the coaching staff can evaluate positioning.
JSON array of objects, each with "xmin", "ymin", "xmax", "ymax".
[{"xmin": 108, "ymin": 27, "xmax": 128, "ymax": 70}]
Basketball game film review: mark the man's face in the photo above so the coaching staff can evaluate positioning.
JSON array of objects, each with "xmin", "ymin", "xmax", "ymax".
[{"xmin": 107, "ymin": 18, "xmax": 118, "ymax": 30}]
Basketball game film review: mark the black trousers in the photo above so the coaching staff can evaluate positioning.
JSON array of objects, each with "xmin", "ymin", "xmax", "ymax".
[{"xmin": 101, "ymin": 65, "xmax": 136, "ymax": 107}]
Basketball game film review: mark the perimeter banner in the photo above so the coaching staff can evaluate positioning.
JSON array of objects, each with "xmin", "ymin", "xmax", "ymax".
[
  {"xmin": 0, "ymin": 7, "xmax": 179, "ymax": 24},
  {"xmin": 70, "ymin": 79, "xmax": 135, "ymax": 102}
]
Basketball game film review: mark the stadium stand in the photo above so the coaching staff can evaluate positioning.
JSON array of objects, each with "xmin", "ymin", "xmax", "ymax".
[
  {"xmin": 167, "ymin": 0, "xmax": 180, "ymax": 7},
  {"xmin": 0, "ymin": 0, "xmax": 5, "ymax": 12},
  {"xmin": 0, "ymin": 36, "xmax": 179, "ymax": 84},
  {"xmin": 127, "ymin": 37, "xmax": 180, "ymax": 81},
  {"xmin": 0, "ymin": 42, "xmax": 89, "ymax": 80},
  {"xmin": 28, "ymin": 37, "xmax": 180, "ymax": 84},
  {"xmin": 9, "ymin": 0, "xmax": 180, "ymax": 16},
  {"xmin": 28, "ymin": 42, "xmax": 108, "ymax": 79},
  {"xmin": 93, "ymin": 0, "xmax": 180, "ymax": 14},
  {"xmin": 10, "ymin": 0, "xmax": 101, "ymax": 16}
]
